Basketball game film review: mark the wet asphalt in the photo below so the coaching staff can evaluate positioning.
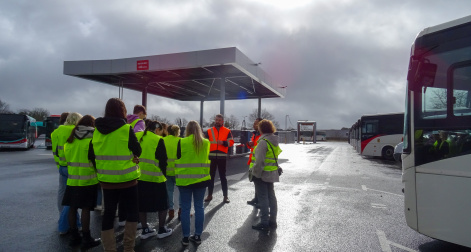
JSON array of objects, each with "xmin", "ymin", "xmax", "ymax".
[{"xmin": 1, "ymin": 137, "xmax": 470, "ymax": 252}]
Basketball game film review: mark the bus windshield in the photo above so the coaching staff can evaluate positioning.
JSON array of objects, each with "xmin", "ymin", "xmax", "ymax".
[{"xmin": 0, "ymin": 114, "xmax": 27, "ymax": 141}]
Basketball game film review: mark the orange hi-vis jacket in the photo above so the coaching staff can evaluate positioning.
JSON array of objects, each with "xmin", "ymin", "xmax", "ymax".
[
  {"xmin": 247, "ymin": 132, "xmax": 261, "ymax": 165},
  {"xmin": 208, "ymin": 126, "xmax": 234, "ymax": 158}
]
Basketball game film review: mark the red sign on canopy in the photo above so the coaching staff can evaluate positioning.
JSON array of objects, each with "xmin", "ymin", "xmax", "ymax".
[{"xmin": 137, "ymin": 60, "xmax": 149, "ymax": 70}]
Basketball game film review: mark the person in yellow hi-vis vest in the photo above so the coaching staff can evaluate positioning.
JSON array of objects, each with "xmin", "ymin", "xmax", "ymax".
[
  {"xmin": 250, "ymin": 119, "xmax": 281, "ymax": 231},
  {"xmin": 89, "ymin": 98, "xmax": 141, "ymax": 252},
  {"xmin": 62, "ymin": 115, "xmax": 101, "ymax": 250},
  {"xmin": 163, "ymin": 125, "xmax": 181, "ymax": 221},
  {"xmin": 135, "ymin": 120, "xmax": 173, "ymax": 240},
  {"xmin": 52, "ymin": 112, "xmax": 82, "ymax": 235},
  {"xmin": 51, "ymin": 112, "xmax": 68, "ymax": 212},
  {"xmin": 175, "ymin": 121, "xmax": 210, "ymax": 246}
]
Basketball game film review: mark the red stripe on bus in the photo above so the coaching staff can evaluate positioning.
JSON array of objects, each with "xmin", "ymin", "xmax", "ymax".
[
  {"xmin": 0, "ymin": 138, "xmax": 27, "ymax": 144},
  {"xmin": 361, "ymin": 135, "xmax": 383, "ymax": 154}
]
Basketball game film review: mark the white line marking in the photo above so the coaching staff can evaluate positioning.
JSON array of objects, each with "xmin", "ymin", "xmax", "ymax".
[
  {"xmin": 376, "ymin": 230, "xmax": 392, "ymax": 252},
  {"xmin": 376, "ymin": 230, "xmax": 418, "ymax": 252},
  {"xmin": 371, "ymin": 203, "xmax": 387, "ymax": 209},
  {"xmin": 362, "ymin": 185, "xmax": 367, "ymax": 191},
  {"xmin": 367, "ymin": 188, "xmax": 403, "ymax": 197}
]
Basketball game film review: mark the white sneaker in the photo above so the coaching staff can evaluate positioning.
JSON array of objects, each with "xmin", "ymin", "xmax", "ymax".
[
  {"xmin": 157, "ymin": 226, "xmax": 173, "ymax": 239},
  {"xmin": 140, "ymin": 227, "xmax": 157, "ymax": 240}
]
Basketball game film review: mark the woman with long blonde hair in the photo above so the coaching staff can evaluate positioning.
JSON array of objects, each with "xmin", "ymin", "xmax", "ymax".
[{"xmin": 175, "ymin": 121, "xmax": 210, "ymax": 245}]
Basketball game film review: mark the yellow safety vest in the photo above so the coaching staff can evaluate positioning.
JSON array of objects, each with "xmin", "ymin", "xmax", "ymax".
[
  {"xmin": 92, "ymin": 124, "xmax": 140, "ymax": 183},
  {"xmin": 52, "ymin": 125, "xmax": 75, "ymax": 167},
  {"xmin": 163, "ymin": 135, "xmax": 180, "ymax": 177},
  {"xmin": 51, "ymin": 128, "xmax": 60, "ymax": 168},
  {"xmin": 250, "ymin": 139, "xmax": 282, "ymax": 173},
  {"xmin": 174, "ymin": 135, "xmax": 210, "ymax": 186},
  {"xmin": 136, "ymin": 131, "xmax": 166, "ymax": 183},
  {"xmin": 64, "ymin": 137, "xmax": 98, "ymax": 186},
  {"xmin": 130, "ymin": 118, "xmax": 142, "ymax": 129}
]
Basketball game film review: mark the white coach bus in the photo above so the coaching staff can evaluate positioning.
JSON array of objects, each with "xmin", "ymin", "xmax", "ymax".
[
  {"xmin": 360, "ymin": 113, "xmax": 404, "ymax": 160},
  {"xmin": 402, "ymin": 15, "xmax": 471, "ymax": 248}
]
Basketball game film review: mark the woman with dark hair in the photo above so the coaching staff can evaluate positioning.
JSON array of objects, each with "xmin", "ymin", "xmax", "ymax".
[
  {"xmin": 175, "ymin": 121, "xmax": 210, "ymax": 245},
  {"xmin": 135, "ymin": 120, "xmax": 172, "ymax": 239},
  {"xmin": 249, "ymin": 119, "xmax": 281, "ymax": 231},
  {"xmin": 160, "ymin": 122, "xmax": 168, "ymax": 137},
  {"xmin": 163, "ymin": 125, "xmax": 181, "ymax": 221},
  {"xmin": 62, "ymin": 115, "xmax": 101, "ymax": 249},
  {"xmin": 89, "ymin": 98, "xmax": 142, "ymax": 252}
]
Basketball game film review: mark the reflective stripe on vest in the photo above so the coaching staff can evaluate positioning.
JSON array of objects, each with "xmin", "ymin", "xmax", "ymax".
[
  {"xmin": 97, "ymin": 165, "xmax": 139, "ymax": 175},
  {"xmin": 248, "ymin": 133, "xmax": 261, "ymax": 165},
  {"xmin": 135, "ymin": 131, "xmax": 166, "ymax": 183},
  {"xmin": 68, "ymin": 162, "xmax": 92, "ymax": 167},
  {"xmin": 92, "ymin": 124, "xmax": 140, "ymax": 183},
  {"xmin": 139, "ymin": 158, "xmax": 158, "ymax": 166},
  {"xmin": 175, "ymin": 163, "xmax": 210, "ymax": 168},
  {"xmin": 68, "ymin": 174, "xmax": 97, "ymax": 181},
  {"xmin": 175, "ymin": 135, "xmax": 210, "ymax": 186},
  {"xmin": 176, "ymin": 174, "xmax": 208, "ymax": 179},
  {"xmin": 163, "ymin": 135, "xmax": 180, "ymax": 177},
  {"xmin": 64, "ymin": 137, "xmax": 99, "ymax": 186}
]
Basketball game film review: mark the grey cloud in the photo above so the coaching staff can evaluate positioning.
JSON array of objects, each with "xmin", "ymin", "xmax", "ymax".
[{"xmin": 0, "ymin": 0, "xmax": 470, "ymax": 129}]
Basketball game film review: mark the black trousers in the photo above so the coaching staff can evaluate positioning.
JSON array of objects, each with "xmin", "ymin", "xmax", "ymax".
[
  {"xmin": 102, "ymin": 185, "xmax": 138, "ymax": 230},
  {"xmin": 207, "ymin": 159, "xmax": 228, "ymax": 197}
]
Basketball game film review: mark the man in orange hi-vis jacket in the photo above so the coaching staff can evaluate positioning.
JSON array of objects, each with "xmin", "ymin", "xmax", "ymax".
[{"xmin": 204, "ymin": 114, "xmax": 234, "ymax": 203}]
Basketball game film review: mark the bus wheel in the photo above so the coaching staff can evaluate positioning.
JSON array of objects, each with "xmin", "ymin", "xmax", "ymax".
[{"xmin": 382, "ymin": 146, "xmax": 394, "ymax": 160}]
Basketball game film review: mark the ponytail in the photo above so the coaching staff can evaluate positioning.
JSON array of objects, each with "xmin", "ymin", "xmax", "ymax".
[{"xmin": 140, "ymin": 120, "xmax": 162, "ymax": 143}]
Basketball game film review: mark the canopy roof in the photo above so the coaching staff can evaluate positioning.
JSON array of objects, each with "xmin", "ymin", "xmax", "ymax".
[{"xmin": 63, "ymin": 47, "xmax": 286, "ymax": 102}]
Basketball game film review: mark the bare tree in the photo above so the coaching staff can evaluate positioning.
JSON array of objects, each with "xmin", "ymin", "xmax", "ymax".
[
  {"xmin": 248, "ymin": 109, "xmax": 280, "ymax": 128},
  {"xmin": 174, "ymin": 117, "xmax": 188, "ymax": 127},
  {"xmin": 18, "ymin": 108, "xmax": 50, "ymax": 121},
  {"xmin": 225, "ymin": 114, "xmax": 240, "ymax": 129},
  {"xmin": 29, "ymin": 108, "xmax": 50, "ymax": 121},
  {"xmin": 0, "ymin": 99, "xmax": 12, "ymax": 114},
  {"xmin": 149, "ymin": 115, "xmax": 171, "ymax": 125},
  {"xmin": 430, "ymin": 89, "xmax": 447, "ymax": 109},
  {"xmin": 429, "ymin": 88, "xmax": 469, "ymax": 110}
]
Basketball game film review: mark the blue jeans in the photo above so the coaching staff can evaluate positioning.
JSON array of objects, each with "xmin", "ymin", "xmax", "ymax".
[
  {"xmin": 58, "ymin": 166, "xmax": 68, "ymax": 212},
  {"xmin": 179, "ymin": 186, "xmax": 205, "ymax": 237},
  {"xmin": 58, "ymin": 166, "xmax": 81, "ymax": 232},
  {"xmin": 166, "ymin": 176, "xmax": 176, "ymax": 210}
]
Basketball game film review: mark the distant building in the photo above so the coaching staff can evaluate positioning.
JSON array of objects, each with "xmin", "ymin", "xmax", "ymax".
[{"xmin": 321, "ymin": 128, "xmax": 349, "ymax": 141}]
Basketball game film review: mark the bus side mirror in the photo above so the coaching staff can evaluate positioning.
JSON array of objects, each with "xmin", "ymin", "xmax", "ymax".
[{"xmin": 407, "ymin": 59, "xmax": 437, "ymax": 92}]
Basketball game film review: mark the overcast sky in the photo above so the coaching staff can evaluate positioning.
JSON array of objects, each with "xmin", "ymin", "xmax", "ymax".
[{"xmin": 1, "ymin": 0, "xmax": 470, "ymax": 130}]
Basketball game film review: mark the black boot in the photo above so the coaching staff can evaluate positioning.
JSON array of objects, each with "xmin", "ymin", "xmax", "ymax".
[
  {"xmin": 80, "ymin": 231, "xmax": 101, "ymax": 250},
  {"xmin": 68, "ymin": 228, "xmax": 82, "ymax": 247}
]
